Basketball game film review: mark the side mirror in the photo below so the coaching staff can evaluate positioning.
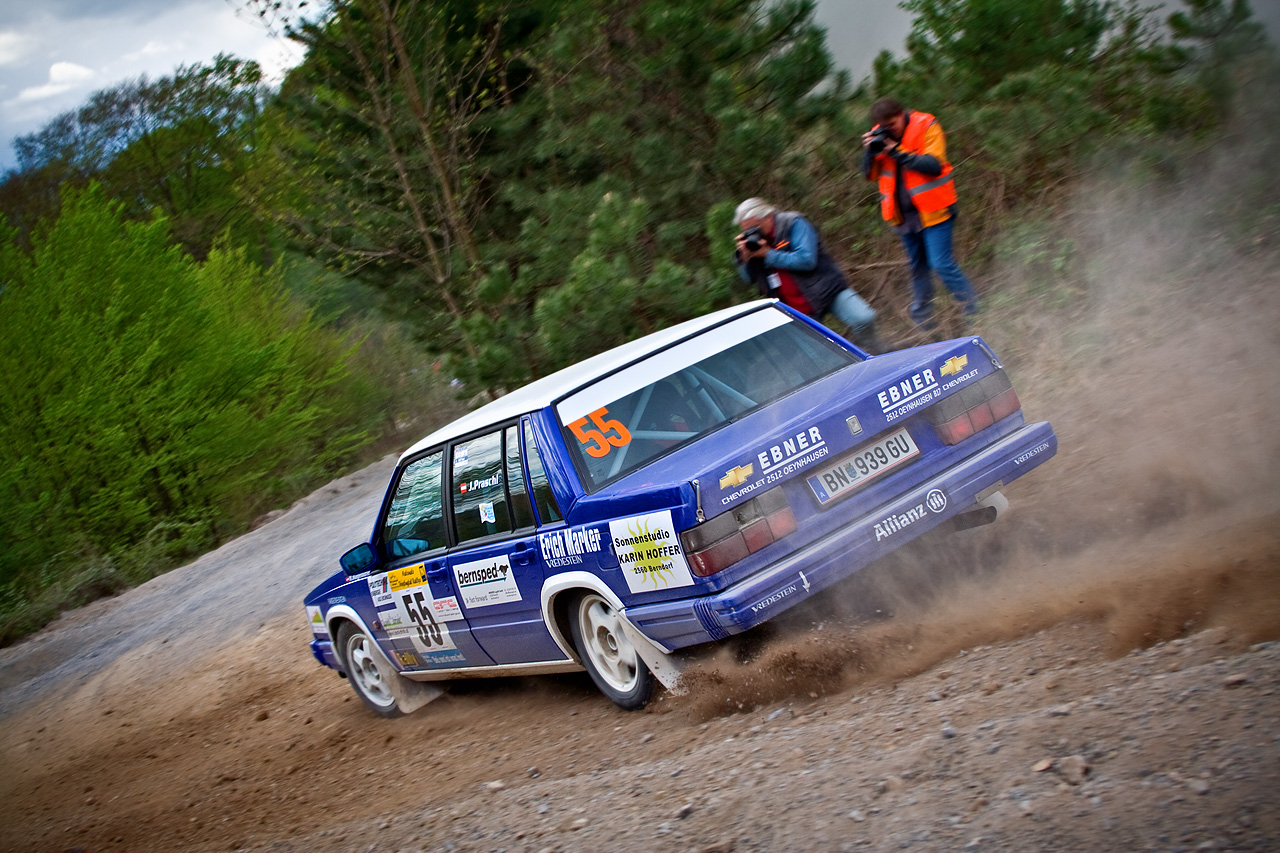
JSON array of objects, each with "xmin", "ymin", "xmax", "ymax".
[{"xmin": 339, "ymin": 543, "xmax": 376, "ymax": 575}]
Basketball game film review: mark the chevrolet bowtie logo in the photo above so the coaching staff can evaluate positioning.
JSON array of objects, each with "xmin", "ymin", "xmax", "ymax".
[
  {"xmin": 720, "ymin": 464, "xmax": 754, "ymax": 489},
  {"xmin": 940, "ymin": 355, "xmax": 969, "ymax": 376}
]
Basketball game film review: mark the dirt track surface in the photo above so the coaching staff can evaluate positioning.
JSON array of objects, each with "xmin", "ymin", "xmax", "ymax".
[{"xmin": 4, "ymin": 209, "xmax": 1280, "ymax": 852}]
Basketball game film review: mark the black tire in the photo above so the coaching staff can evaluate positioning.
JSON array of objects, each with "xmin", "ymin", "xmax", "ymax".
[
  {"xmin": 335, "ymin": 621, "xmax": 404, "ymax": 718},
  {"xmin": 567, "ymin": 591, "xmax": 655, "ymax": 710}
]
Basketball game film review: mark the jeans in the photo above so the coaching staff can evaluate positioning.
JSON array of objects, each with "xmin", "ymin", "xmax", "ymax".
[
  {"xmin": 899, "ymin": 216, "xmax": 977, "ymax": 324},
  {"xmin": 827, "ymin": 287, "xmax": 876, "ymax": 334}
]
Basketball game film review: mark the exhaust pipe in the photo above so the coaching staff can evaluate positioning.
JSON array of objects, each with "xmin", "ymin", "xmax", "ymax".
[{"xmin": 951, "ymin": 489, "xmax": 1008, "ymax": 532}]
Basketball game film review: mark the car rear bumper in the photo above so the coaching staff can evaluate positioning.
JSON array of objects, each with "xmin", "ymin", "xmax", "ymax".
[{"xmin": 624, "ymin": 421, "xmax": 1057, "ymax": 650}]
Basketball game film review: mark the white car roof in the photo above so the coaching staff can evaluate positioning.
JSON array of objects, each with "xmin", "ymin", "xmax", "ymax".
[{"xmin": 400, "ymin": 300, "xmax": 780, "ymax": 461}]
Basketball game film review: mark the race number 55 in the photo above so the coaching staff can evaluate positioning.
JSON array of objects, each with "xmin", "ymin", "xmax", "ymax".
[{"xmin": 570, "ymin": 407, "xmax": 631, "ymax": 458}]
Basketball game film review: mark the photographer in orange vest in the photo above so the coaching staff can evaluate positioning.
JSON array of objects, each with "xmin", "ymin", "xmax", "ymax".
[{"xmin": 862, "ymin": 98, "xmax": 978, "ymax": 329}]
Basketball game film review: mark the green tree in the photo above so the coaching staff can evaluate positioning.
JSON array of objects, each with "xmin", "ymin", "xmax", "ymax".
[
  {"xmin": 0, "ymin": 185, "xmax": 370, "ymax": 602},
  {"xmin": 251, "ymin": 0, "xmax": 847, "ymax": 394},
  {"xmin": 2, "ymin": 55, "xmax": 271, "ymax": 260}
]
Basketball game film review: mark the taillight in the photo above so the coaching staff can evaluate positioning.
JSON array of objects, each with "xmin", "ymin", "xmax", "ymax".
[
  {"xmin": 681, "ymin": 486, "xmax": 797, "ymax": 577},
  {"xmin": 926, "ymin": 369, "xmax": 1021, "ymax": 446}
]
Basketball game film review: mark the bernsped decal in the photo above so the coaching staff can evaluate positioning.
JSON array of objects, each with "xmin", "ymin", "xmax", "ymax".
[
  {"xmin": 453, "ymin": 555, "xmax": 522, "ymax": 608},
  {"xmin": 540, "ymin": 526, "xmax": 603, "ymax": 568},
  {"xmin": 873, "ymin": 489, "xmax": 947, "ymax": 542},
  {"xmin": 610, "ymin": 511, "xmax": 695, "ymax": 594}
]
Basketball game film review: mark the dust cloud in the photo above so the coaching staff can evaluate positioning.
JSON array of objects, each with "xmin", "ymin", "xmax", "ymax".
[{"xmin": 678, "ymin": 137, "xmax": 1280, "ymax": 719}]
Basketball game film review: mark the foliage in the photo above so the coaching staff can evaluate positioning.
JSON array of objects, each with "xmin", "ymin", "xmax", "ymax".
[
  {"xmin": 0, "ymin": 186, "xmax": 375, "ymax": 633},
  {"xmin": 1, "ymin": 55, "xmax": 271, "ymax": 260},
  {"xmin": 0, "ymin": 0, "xmax": 1273, "ymax": 644},
  {"xmin": 247, "ymin": 0, "xmax": 847, "ymax": 393}
]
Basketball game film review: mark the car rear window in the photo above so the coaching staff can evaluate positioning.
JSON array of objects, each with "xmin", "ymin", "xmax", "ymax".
[{"xmin": 555, "ymin": 308, "xmax": 858, "ymax": 491}]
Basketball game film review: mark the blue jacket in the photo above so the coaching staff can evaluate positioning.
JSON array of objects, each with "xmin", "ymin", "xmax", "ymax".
[{"xmin": 736, "ymin": 211, "xmax": 849, "ymax": 318}]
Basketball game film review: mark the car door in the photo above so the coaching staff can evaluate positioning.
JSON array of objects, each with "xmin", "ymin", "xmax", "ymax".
[
  {"xmin": 446, "ymin": 423, "xmax": 568, "ymax": 665},
  {"xmin": 370, "ymin": 448, "xmax": 492, "ymax": 671}
]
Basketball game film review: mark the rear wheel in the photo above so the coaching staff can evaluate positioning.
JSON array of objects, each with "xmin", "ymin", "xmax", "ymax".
[
  {"xmin": 336, "ymin": 621, "xmax": 404, "ymax": 718},
  {"xmin": 568, "ymin": 591, "xmax": 654, "ymax": 710}
]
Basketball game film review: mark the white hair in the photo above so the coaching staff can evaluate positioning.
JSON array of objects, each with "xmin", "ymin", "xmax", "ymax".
[{"xmin": 733, "ymin": 197, "xmax": 776, "ymax": 226}]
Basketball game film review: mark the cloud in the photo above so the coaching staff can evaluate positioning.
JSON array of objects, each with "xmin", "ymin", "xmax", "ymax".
[
  {"xmin": 124, "ymin": 40, "xmax": 181, "ymax": 62},
  {"xmin": 0, "ymin": 31, "xmax": 26, "ymax": 66},
  {"xmin": 16, "ymin": 61, "xmax": 95, "ymax": 102}
]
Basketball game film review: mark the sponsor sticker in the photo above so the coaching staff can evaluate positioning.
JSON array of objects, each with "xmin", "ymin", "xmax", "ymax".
[
  {"xmin": 428, "ymin": 595, "xmax": 463, "ymax": 622},
  {"xmin": 609, "ymin": 510, "xmax": 695, "ymax": 594},
  {"xmin": 378, "ymin": 607, "xmax": 408, "ymax": 630},
  {"xmin": 421, "ymin": 649, "xmax": 468, "ymax": 667},
  {"xmin": 719, "ymin": 427, "xmax": 831, "ymax": 506},
  {"xmin": 306, "ymin": 606, "xmax": 327, "ymax": 637},
  {"xmin": 388, "ymin": 562, "xmax": 428, "ymax": 592},
  {"xmin": 941, "ymin": 367, "xmax": 979, "ymax": 391},
  {"xmin": 461, "ymin": 474, "xmax": 500, "ymax": 494},
  {"xmin": 392, "ymin": 588, "xmax": 458, "ymax": 653},
  {"xmin": 368, "ymin": 575, "xmax": 394, "ymax": 607},
  {"xmin": 539, "ymin": 526, "xmax": 604, "ymax": 568},
  {"xmin": 1014, "ymin": 442, "xmax": 1051, "ymax": 466},
  {"xmin": 750, "ymin": 584, "xmax": 798, "ymax": 615},
  {"xmin": 479, "ymin": 502, "xmax": 496, "ymax": 524},
  {"xmin": 393, "ymin": 650, "xmax": 420, "ymax": 667},
  {"xmin": 877, "ymin": 369, "xmax": 939, "ymax": 415},
  {"xmin": 873, "ymin": 489, "xmax": 947, "ymax": 542},
  {"xmin": 755, "ymin": 426, "xmax": 826, "ymax": 475},
  {"xmin": 452, "ymin": 555, "xmax": 522, "ymax": 608},
  {"xmin": 940, "ymin": 355, "xmax": 968, "ymax": 376}
]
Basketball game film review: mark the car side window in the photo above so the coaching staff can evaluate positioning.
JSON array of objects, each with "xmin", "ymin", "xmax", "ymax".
[
  {"xmin": 524, "ymin": 421, "xmax": 563, "ymax": 524},
  {"xmin": 505, "ymin": 425, "xmax": 536, "ymax": 530},
  {"xmin": 452, "ymin": 431, "xmax": 513, "ymax": 543},
  {"xmin": 380, "ymin": 450, "xmax": 445, "ymax": 559}
]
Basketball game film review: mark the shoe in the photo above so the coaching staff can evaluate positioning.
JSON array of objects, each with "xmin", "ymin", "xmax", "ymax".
[
  {"xmin": 909, "ymin": 302, "xmax": 936, "ymax": 333},
  {"xmin": 852, "ymin": 321, "xmax": 887, "ymax": 355}
]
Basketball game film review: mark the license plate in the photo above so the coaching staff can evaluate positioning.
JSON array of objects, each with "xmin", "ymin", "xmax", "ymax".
[{"xmin": 807, "ymin": 429, "xmax": 920, "ymax": 504}]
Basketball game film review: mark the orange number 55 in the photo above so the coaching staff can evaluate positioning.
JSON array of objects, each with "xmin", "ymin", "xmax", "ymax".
[{"xmin": 569, "ymin": 407, "xmax": 632, "ymax": 458}]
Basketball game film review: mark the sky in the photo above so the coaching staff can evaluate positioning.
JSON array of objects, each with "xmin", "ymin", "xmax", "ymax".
[
  {"xmin": 0, "ymin": 0, "xmax": 915, "ymax": 172},
  {"xmin": 1, "ymin": 1, "xmax": 1276, "ymax": 172},
  {"xmin": 0, "ymin": 0, "xmax": 305, "ymax": 170}
]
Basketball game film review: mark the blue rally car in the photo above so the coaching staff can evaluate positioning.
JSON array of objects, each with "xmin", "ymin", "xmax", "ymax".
[{"xmin": 304, "ymin": 301, "xmax": 1056, "ymax": 715}]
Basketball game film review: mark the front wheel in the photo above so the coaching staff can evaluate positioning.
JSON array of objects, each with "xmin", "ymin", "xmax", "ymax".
[
  {"xmin": 568, "ymin": 592, "xmax": 654, "ymax": 710},
  {"xmin": 336, "ymin": 621, "xmax": 404, "ymax": 718}
]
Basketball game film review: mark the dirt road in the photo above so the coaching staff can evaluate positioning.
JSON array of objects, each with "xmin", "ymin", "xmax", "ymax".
[{"xmin": 3, "ymin": 213, "xmax": 1279, "ymax": 852}]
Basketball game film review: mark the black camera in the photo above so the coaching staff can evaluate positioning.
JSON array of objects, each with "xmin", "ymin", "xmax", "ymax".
[
  {"xmin": 740, "ymin": 225, "xmax": 767, "ymax": 252},
  {"xmin": 867, "ymin": 126, "xmax": 891, "ymax": 155}
]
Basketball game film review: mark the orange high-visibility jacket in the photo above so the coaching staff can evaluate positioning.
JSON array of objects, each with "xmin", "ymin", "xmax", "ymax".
[{"xmin": 871, "ymin": 110, "xmax": 957, "ymax": 227}]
